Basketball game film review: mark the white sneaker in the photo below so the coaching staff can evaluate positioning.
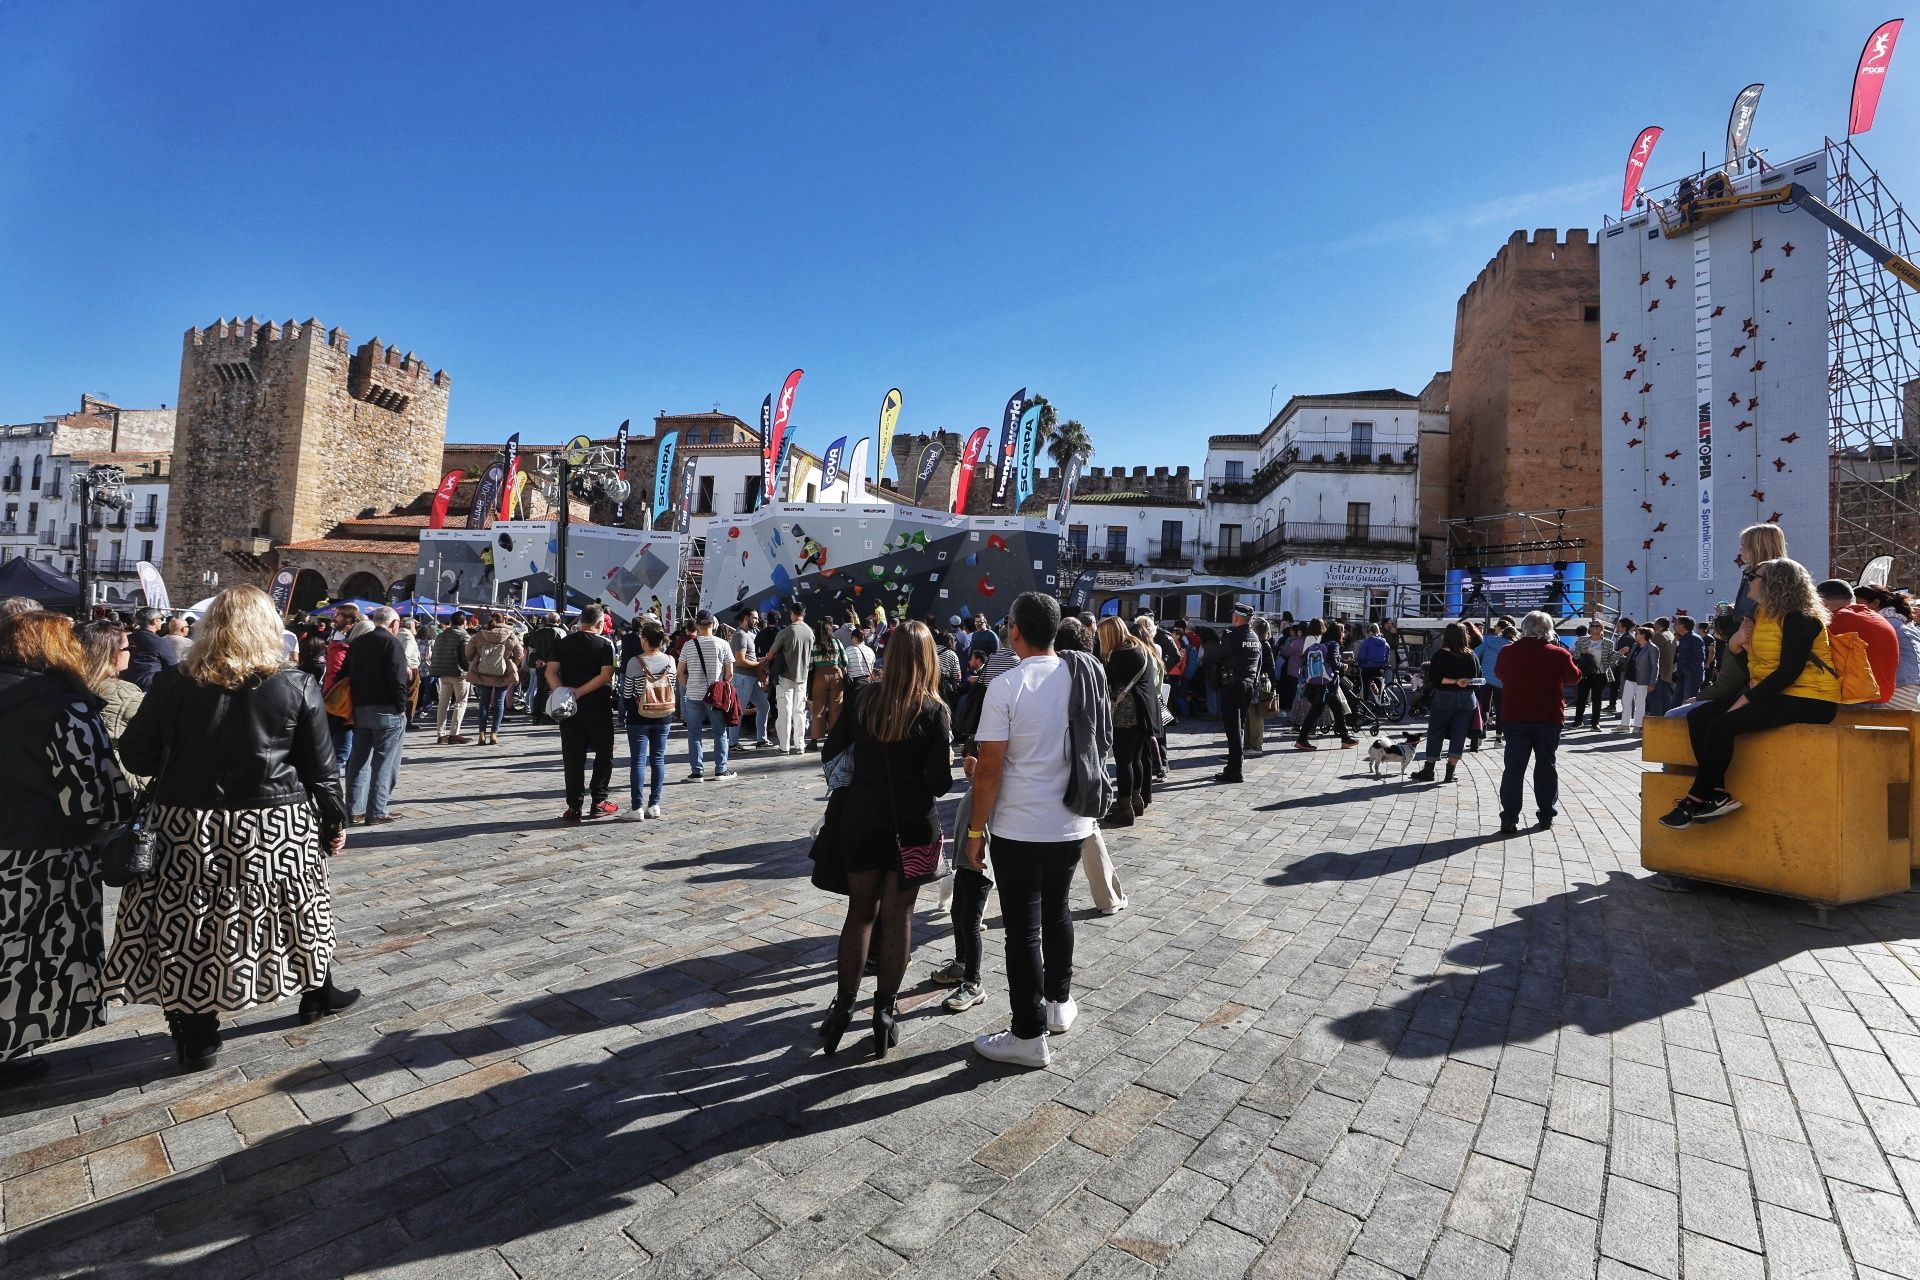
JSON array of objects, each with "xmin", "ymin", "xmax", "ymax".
[
  {"xmin": 618, "ymin": 807, "xmax": 645, "ymax": 823},
  {"xmin": 645, "ymin": 804, "xmax": 662, "ymax": 819},
  {"xmin": 1099, "ymin": 899, "xmax": 1129, "ymax": 917},
  {"xmin": 973, "ymin": 1029, "xmax": 1051, "ymax": 1068},
  {"xmin": 1045, "ymin": 998, "xmax": 1078, "ymax": 1035}
]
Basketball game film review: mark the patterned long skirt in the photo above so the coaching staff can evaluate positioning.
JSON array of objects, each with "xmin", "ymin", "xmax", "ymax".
[
  {"xmin": 0, "ymin": 846, "xmax": 106, "ymax": 1062},
  {"xmin": 104, "ymin": 802, "xmax": 336, "ymax": 1015}
]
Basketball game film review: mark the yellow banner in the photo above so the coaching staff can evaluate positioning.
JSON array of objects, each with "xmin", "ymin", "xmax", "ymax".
[{"xmin": 876, "ymin": 388, "xmax": 902, "ymax": 487}]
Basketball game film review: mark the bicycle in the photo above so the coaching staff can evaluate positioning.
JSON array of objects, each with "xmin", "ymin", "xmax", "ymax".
[{"xmin": 1344, "ymin": 669, "xmax": 1415, "ymax": 727}]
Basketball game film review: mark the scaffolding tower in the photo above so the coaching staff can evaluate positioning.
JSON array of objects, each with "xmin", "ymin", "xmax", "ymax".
[{"xmin": 1826, "ymin": 137, "xmax": 1920, "ymax": 584}]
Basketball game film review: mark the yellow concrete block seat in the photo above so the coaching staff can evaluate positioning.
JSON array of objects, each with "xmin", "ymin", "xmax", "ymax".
[
  {"xmin": 1835, "ymin": 707, "xmax": 1920, "ymax": 870},
  {"xmin": 1640, "ymin": 715, "xmax": 1913, "ymax": 907}
]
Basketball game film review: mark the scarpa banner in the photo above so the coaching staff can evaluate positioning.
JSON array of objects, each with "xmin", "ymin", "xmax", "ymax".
[
  {"xmin": 1054, "ymin": 453, "xmax": 1084, "ymax": 523},
  {"xmin": 498, "ymin": 433, "xmax": 521, "ymax": 522},
  {"xmin": 1723, "ymin": 84, "xmax": 1763, "ymax": 179},
  {"xmin": 428, "ymin": 469, "xmax": 464, "ymax": 529},
  {"xmin": 876, "ymin": 388, "xmax": 902, "ymax": 489},
  {"xmin": 1620, "ymin": 125, "xmax": 1662, "ymax": 214},
  {"xmin": 1013, "ymin": 401, "xmax": 1042, "ymax": 509},
  {"xmin": 913, "ymin": 439, "xmax": 945, "ymax": 504},
  {"xmin": 675, "ymin": 456, "xmax": 699, "ymax": 534},
  {"xmin": 755, "ymin": 393, "xmax": 773, "ymax": 510},
  {"xmin": 1850, "ymin": 19, "xmax": 1904, "ymax": 135},
  {"xmin": 991, "ymin": 387, "xmax": 1026, "ymax": 508},
  {"xmin": 652, "ymin": 430, "xmax": 679, "ymax": 523},
  {"xmin": 763, "ymin": 369, "xmax": 803, "ymax": 505},
  {"xmin": 821, "ymin": 436, "xmax": 847, "ymax": 492},
  {"xmin": 470, "ymin": 462, "xmax": 504, "ymax": 529},
  {"xmin": 847, "ymin": 437, "xmax": 871, "ymax": 500},
  {"xmin": 953, "ymin": 427, "xmax": 990, "ymax": 513},
  {"xmin": 613, "ymin": 419, "xmax": 630, "ymax": 523}
]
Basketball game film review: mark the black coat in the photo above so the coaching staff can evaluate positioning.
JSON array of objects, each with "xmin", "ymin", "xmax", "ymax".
[
  {"xmin": 125, "ymin": 627, "xmax": 177, "ymax": 691},
  {"xmin": 122, "ymin": 666, "xmax": 347, "ymax": 827},
  {"xmin": 823, "ymin": 688, "xmax": 952, "ymax": 865},
  {"xmin": 1216, "ymin": 624, "xmax": 1264, "ymax": 705},
  {"xmin": 345, "ymin": 628, "xmax": 410, "ymax": 711}
]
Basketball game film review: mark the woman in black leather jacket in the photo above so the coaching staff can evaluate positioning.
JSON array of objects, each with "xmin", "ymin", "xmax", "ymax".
[{"xmin": 104, "ymin": 586, "xmax": 356, "ymax": 1072}]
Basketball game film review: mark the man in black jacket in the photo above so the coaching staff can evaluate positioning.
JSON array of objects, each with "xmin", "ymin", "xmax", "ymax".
[
  {"xmin": 1215, "ymin": 602, "xmax": 1263, "ymax": 784},
  {"xmin": 125, "ymin": 607, "xmax": 177, "ymax": 691},
  {"xmin": 343, "ymin": 606, "xmax": 411, "ymax": 823},
  {"xmin": 525, "ymin": 613, "xmax": 563, "ymax": 723}
]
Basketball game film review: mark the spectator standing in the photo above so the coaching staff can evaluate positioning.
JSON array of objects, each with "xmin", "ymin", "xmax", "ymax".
[
  {"xmin": 1620, "ymin": 627, "xmax": 1658, "ymax": 732},
  {"xmin": 76, "ymin": 621, "xmax": 146, "ymax": 786},
  {"xmin": 1097, "ymin": 615, "xmax": 1154, "ymax": 827},
  {"xmin": 1410, "ymin": 623, "xmax": 1480, "ymax": 783},
  {"xmin": 547, "ymin": 604, "xmax": 619, "ymax": 821},
  {"xmin": 1356, "ymin": 623, "xmax": 1391, "ymax": 702},
  {"xmin": 464, "ymin": 610, "xmax": 525, "ymax": 746},
  {"xmin": 845, "ymin": 626, "xmax": 879, "ymax": 690},
  {"xmin": 1474, "ymin": 620, "xmax": 1514, "ymax": 738},
  {"xmin": 1295, "ymin": 620, "xmax": 1357, "ymax": 751},
  {"xmin": 0, "ymin": 611, "xmax": 133, "ymax": 1084},
  {"xmin": 398, "ymin": 618, "xmax": 422, "ymax": 729},
  {"xmin": 163, "ymin": 616, "xmax": 193, "ymax": 663},
  {"xmin": 677, "ymin": 610, "xmax": 738, "ymax": 782},
  {"xmin": 728, "ymin": 608, "xmax": 773, "ymax": 750},
  {"xmin": 344, "ymin": 606, "xmax": 411, "ymax": 824},
  {"xmin": 767, "ymin": 603, "xmax": 815, "ymax": 754},
  {"xmin": 1570, "ymin": 622, "xmax": 1614, "ymax": 729},
  {"xmin": 1493, "ymin": 612, "xmax": 1582, "ymax": 834},
  {"xmin": 430, "ymin": 612, "xmax": 473, "ymax": 743},
  {"xmin": 105, "ymin": 587, "xmax": 352, "ymax": 1072},
  {"xmin": 622, "ymin": 622, "xmax": 675, "ymax": 819},
  {"xmin": 964, "ymin": 593, "xmax": 1102, "ymax": 1069},
  {"xmin": 125, "ymin": 606, "xmax": 178, "ymax": 690},
  {"xmin": 525, "ymin": 613, "xmax": 563, "ymax": 724},
  {"xmin": 1674, "ymin": 617, "xmax": 1707, "ymax": 704},
  {"xmin": 807, "ymin": 620, "xmax": 848, "ymax": 751},
  {"xmin": 1647, "ymin": 618, "xmax": 1678, "ymax": 716}
]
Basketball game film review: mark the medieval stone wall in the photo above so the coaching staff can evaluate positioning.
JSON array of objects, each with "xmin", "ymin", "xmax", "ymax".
[{"xmin": 162, "ymin": 318, "xmax": 449, "ymax": 594}]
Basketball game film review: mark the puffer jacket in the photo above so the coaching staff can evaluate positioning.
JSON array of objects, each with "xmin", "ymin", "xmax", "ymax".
[
  {"xmin": 429, "ymin": 626, "xmax": 470, "ymax": 678},
  {"xmin": 463, "ymin": 625, "xmax": 524, "ymax": 689},
  {"xmin": 92, "ymin": 676, "xmax": 149, "ymax": 789}
]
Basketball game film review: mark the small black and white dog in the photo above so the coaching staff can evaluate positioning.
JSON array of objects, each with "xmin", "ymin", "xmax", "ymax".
[{"xmin": 1365, "ymin": 733, "xmax": 1424, "ymax": 778}]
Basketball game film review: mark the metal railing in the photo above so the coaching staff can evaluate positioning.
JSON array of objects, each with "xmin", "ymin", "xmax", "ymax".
[
  {"xmin": 1204, "ymin": 521, "xmax": 1418, "ymax": 573},
  {"xmin": 1145, "ymin": 538, "xmax": 1198, "ymax": 568}
]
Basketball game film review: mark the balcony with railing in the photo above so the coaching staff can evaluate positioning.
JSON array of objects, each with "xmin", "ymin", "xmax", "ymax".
[
  {"xmin": 88, "ymin": 555, "xmax": 142, "ymax": 578},
  {"xmin": 1205, "ymin": 521, "xmax": 1418, "ymax": 574},
  {"xmin": 1145, "ymin": 537, "xmax": 1199, "ymax": 569},
  {"xmin": 134, "ymin": 503, "xmax": 162, "ymax": 530},
  {"xmin": 1213, "ymin": 444, "xmax": 1420, "ymax": 505}
]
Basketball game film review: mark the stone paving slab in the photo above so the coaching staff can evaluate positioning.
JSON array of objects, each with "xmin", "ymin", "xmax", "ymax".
[{"xmin": 3, "ymin": 710, "xmax": 1920, "ymax": 1278}]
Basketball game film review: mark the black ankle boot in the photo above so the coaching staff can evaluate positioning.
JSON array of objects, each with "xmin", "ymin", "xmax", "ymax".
[
  {"xmin": 298, "ymin": 970, "xmax": 362, "ymax": 1026},
  {"xmin": 1443, "ymin": 761, "xmax": 1458, "ymax": 783},
  {"xmin": 872, "ymin": 994, "xmax": 899, "ymax": 1060},
  {"xmin": 820, "ymin": 994, "xmax": 856, "ymax": 1055},
  {"xmin": 167, "ymin": 1011, "xmax": 222, "ymax": 1073},
  {"xmin": 1410, "ymin": 763, "xmax": 1436, "ymax": 782}
]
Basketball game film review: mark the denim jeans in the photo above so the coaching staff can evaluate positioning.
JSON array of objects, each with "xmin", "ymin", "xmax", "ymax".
[
  {"xmin": 682, "ymin": 697, "xmax": 731, "ymax": 775},
  {"xmin": 476, "ymin": 683, "xmax": 510, "ymax": 734},
  {"xmin": 730, "ymin": 674, "xmax": 770, "ymax": 747},
  {"xmin": 627, "ymin": 717, "xmax": 669, "ymax": 808},
  {"xmin": 1498, "ymin": 721, "xmax": 1562, "ymax": 825},
  {"xmin": 1424, "ymin": 689, "xmax": 1476, "ymax": 760},
  {"xmin": 345, "ymin": 708, "xmax": 406, "ymax": 818},
  {"xmin": 1677, "ymin": 672, "xmax": 1703, "ymax": 704},
  {"xmin": 990, "ymin": 836, "xmax": 1081, "ymax": 1040}
]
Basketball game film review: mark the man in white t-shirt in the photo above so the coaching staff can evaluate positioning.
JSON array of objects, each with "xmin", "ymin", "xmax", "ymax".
[{"xmin": 964, "ymin": 591, "xmax": 1091, "ymax": 1068}]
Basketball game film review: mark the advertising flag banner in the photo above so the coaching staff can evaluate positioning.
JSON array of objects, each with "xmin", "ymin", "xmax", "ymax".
[
  {"xmin": 913, "ymin": 440, "xmax": 945, "ymax": 504},
  {"xmin": 953, "ymin": 427, "xmax": 991, "ymax": 513},
  {"xmin": 613, "ymin": 419, "xmax": 630, "ymax": 522},
  {"xmin": 135, "ymin": 561, "xmax": 170, "ymax": 612},
  {"xmin": 1054, "ymin": 454, "xmax": 1084, "ymax": 523},
  {"xmin": 497, "ymin": 434, "xmax": 521, "ymax": 522},
  {"xmin": 269, "ymin": 567, "xmax": 295, "ymax": 614},
  {"xmin": 755, "ymin": 393, "xmax": 773, "ymax": 509},
  {"xmin": 506, "ymin": 471, "xmax": 529, "ymax": 521},
  {"xmin": 675, "ymin": 457, "xmax": 699, "ymax": 534},
  {"xmin": 763, "ymin": 369, "xmax": 803, "ymax": 504},
  {"xmin": 1723, "ymin": 84, "xmax": 1764, "ymax": 178},
  {"xmin": 1850, "ymin": 19, "xmax": 1904, "ymax": 135},
  {"xmin": 991, "ymin": 387, "xmax": 1026, "ymax": 508},
  {"xmin": 652, "ymin": 431, "xmax": 679, "ymax": 523},
  {"xmin": 822, "ymin": 436, "xmax": 847, "ymax": 492},
  {"xmin": 470, "ymin": 462, "xmax": 504, "ymax": 529},
  {"xmin": 1013, "ymin": 401, "xmax": 1043, "ymax": 508},
  {"xmin": 1620, "ymin": 126, "xmax": 1663, "ymax": 213},
  {"xmin": 876, "ymin": 389, "xmax": 902, "ymax": 488},
  {"xmin": 428, "ymin": 469, "xmax": 465, "ymax": 529},
  {"xmin": 786, "ymin": 443, "xmax": 809, "ymax": 502},
  {"xmin": 847, "ymin": 438, "xmax": 871, "ymax": 500}
]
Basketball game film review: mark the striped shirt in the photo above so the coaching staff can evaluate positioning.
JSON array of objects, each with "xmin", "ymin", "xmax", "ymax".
[
  {"xmin": 811, "ymin": 634, "xmax": 846, "ymax": 671},
  {"xmin": 844, "ymin": 642, "xmax": 877, "ymax": 681}
]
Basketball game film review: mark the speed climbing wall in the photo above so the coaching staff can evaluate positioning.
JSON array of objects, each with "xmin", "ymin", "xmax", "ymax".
[
  {"xmin": 417, "ymin": 522, "xmax": 682, "ymax": 620},
  {"xmin": 1600, "ymin": 150, "xmax": 1834, "ymax": 619},
  {"xmin": 700, "ymin": 504, "xmax": 1062, "ymax": 625}
]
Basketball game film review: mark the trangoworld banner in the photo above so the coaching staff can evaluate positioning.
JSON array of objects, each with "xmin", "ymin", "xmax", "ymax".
[
  {"xmin": 420, "ymin": 523, "xmax": 682, "ymax": 621},
  {"xmin": 991, "ymin": 387, "xmax": 1025, "ymax": 508},
  {"xmin": 701, "ymin": 506, "xmax": 1061, "ymax": 627}
]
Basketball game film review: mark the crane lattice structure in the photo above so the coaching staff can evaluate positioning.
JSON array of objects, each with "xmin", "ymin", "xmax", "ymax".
[{"xmin": 1826, "ymin": 137, "xmax": 1920, "ymax": 584}]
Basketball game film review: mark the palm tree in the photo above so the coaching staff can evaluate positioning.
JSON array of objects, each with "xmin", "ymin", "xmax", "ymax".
[
  {"xmin": 1047, "ymin": 418, "xmax": 1093, "ymax": 471},
  {"xmin": 1027, "ymin": 395, "xmax": 1058, "ymax": 452}
]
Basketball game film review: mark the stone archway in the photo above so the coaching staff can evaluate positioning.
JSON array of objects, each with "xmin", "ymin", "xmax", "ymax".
[
  {"xmin": 290, "ymin": 568, "xmax": 328, "ymax": 611},
  {"xmin": 337, "ymin": 571, "xmax": 387, "ymax": 602}
]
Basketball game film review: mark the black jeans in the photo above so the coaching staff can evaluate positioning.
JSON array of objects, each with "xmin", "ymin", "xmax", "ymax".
[
  {"xmin": 1686, "ymin": 693, "xmax": 1836, "ymax": 796},
  {"xmin": 950, "ymin": 866, "xmax": 993, "ymax": 983},
  {"xmin": 1220, "ymin": 692, "xmax": 1248, "ymax": 775},
  {"xmin": 1296, "ymin": 684, "xmax": 1349, "ymax": 744},
  {"xmin": 1573, "ymin": 674, "xmax": 1608, "ymax": 727},
  {"xmin": 1499, "ymin": 721, "xmax": 1562, "ymax": 824},
  {"xmin": 990, "ymin": 836, "xmax": 1080, "ymax": 1040},
  {"xmin": 560, "ymin": 701, "xmax": 616, "ymax": 807}
]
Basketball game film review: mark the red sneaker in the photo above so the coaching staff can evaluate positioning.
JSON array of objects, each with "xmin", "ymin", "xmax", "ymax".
[
  {"xmin": 589, "ymin": 801, "xmax": 619, "ymax": 819},
  {"xmin": 561, "ymin": 807, "xmax": 582, "ymax": 824}
]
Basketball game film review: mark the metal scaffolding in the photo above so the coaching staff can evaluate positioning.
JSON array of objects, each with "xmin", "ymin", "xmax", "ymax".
[{"xmin": 1826, "ymin": 137, "xmax": 1920, "ymax": 583}]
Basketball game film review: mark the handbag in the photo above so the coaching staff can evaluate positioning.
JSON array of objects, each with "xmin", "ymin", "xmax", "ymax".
[
  {"xmin": 97, "ymin": 800, "xmax": 158, "ymax": 889},
  {"xmin": 323, "ymin": 674, "xmax": 352, "ymax": 721},
  {"xmin": 881, "ymin": 721, "xmax": 949, "ymax": 881},
  {"xmin": 1110, "ymin": 663, "xmax": 1147, "ymax": 729},
  {"xmin": 693, "ymin": 638, "xmax": 743, "ymax": 726},
  {"xmin": 808, "ymin": 788, "xmax": 850, "ymax": 895}
]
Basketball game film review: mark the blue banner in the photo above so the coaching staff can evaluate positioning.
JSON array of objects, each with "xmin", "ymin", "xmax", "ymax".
[
  {"xmin": 992, "ymin": 387, "xmax": 1025, "ymax": 509},
  {"xmin": 651, "ymin": 430, "xmax": 679, "ymax": 523},
  {"xmin": 1013, "ymin": 402, "xmax": 1042, "ymax": 509},
  {"xmin": 821, "ymin": 435, "xmax": 847, "ymax": 491}
]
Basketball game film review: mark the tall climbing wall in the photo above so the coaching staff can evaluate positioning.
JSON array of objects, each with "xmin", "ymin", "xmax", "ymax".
[
  {"xmin": 700, "ymin": 504, "xmax": 1062, "ymax": 625},
  {"xmin": 1600, "ymin": 151, "xmax": 1833, "ymax": 619}
]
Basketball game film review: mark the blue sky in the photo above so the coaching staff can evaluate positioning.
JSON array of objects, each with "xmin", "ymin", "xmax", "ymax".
[{"xmin": 1, "ymin": 2, "xmax": 1909, "ymax": 463}]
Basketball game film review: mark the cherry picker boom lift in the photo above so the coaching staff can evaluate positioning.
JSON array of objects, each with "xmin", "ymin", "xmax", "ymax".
[{"xmin": 1655, "ymin": 177, "xmax": 1920, "ymax": 292}]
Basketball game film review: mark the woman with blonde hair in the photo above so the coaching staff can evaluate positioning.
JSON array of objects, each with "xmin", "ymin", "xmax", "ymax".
[
  {"xmin": 1729, "ymin": 523, "xmax": 1788, "ymax": 654},
  {"xmin": 816, "ymin": 619, "xmax": 953, "ymax": 1058},
  {"xmin": 0, "ymin": 612, "xmax": 132, "ymax": 1084},
  {"xmin": 105, "ymin": 586, "xmax": 354, "ymax": 1072},
  {"xmin": 76, "ymin": 620, "xmax": 146, "ymax": 784},
  {"xmin": 1661, "ymin": 558, "xmax": 1838, "ymax": 831},
  {"xmin": 1097, "ymin": 615, "xmax": 1156, "ymax": 825}
]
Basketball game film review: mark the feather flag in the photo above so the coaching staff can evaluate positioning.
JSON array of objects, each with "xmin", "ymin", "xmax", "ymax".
[
  {"xmin": 1013, "ymin": 402, "xmax": 1043, "ymax": 509},
  {"xmin": 876, "ymin": 389, "xmax": 902, "ymax": 488},
  {"xmin": 651, "ymin": 431, "xmax": 679, "ymax": 524},
  {"xmin": 913, "ymin": 439, "xmax": 945, "ymax": 504},
  {"xmin": 612, "ymin": 419, "xmax": 630, "ymax": 522},
  {"xmin": 953, "ymin": 428, "xmax": 990, "ymax": 514},
  {"xmin": 1850, "ymin": 20, "xmax": 1903, "ymax": 135},
  {"xmin": 991, "ymin": 388, "xmax": 1026, "ymax": 509},
  {"xmin": 497, "ymin": 433, "xmax": 521, "ymax": 521},
  {"xmin": 428, "ymin": 469, "xmax": 464, "ymax": 529},
  {"xmin": 763, "ymin": 370, "xmax": 803, "ymax": 505},
  {"xmin": 847, "ymin": 438, "xmax": 872, "ymax": 501},
  {"xmin": 821, "ymin": 436, "xmax": 847, "ymax": 492}
]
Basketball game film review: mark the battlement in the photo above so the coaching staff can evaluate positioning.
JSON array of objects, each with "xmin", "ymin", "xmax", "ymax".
[
  {"xmin": 1457, "ymin": 229, "xmax": 1597, "ymax": 315},
  {"xmin": 184, "ymin": 317, "xmax": 449, "ymax": 388}
]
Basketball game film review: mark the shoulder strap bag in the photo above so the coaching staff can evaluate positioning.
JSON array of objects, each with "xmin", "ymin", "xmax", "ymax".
[{"xmin": 881, "ymin": 705, "xmax": 948, "ymax": 881}]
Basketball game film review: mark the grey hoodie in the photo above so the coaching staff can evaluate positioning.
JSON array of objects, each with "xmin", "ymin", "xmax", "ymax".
[{"xmin": 1060, "ymin": 649, "xmax": 1116, "ymax": 819}]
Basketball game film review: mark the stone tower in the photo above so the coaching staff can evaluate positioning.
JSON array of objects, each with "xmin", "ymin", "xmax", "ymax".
[
  {"xmin": 163, "ymin": 318, "xmax": 450, "ymax": 595},
  {"xmin": 1447, "ymin": 230, "xmax": 1603, "ymax": 563}
]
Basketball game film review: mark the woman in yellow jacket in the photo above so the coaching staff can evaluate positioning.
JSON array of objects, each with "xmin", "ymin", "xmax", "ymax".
[{"xmin": 1661, "ymin": 558, "xmax": 1839, "ymax": 829}]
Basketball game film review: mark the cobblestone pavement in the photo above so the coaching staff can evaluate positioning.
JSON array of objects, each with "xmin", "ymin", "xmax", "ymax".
[{"xmin": 4, "ymin": 711, "xmax": 1920, "ymax": 1279}]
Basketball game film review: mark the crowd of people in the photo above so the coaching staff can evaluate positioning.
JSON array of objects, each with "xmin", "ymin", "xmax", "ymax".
[{"xmin": 5, "ymin": 516, "xmax": 1917, "ymax": 1083}]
